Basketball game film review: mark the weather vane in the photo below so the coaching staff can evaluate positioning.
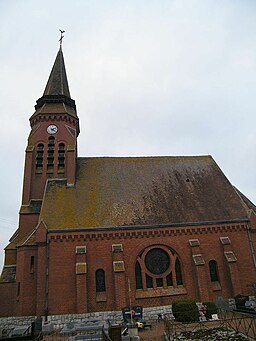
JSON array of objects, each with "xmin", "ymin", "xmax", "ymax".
[{"xmin": 59, "ymin": 29, "xmax": 65, "ymax": 48}]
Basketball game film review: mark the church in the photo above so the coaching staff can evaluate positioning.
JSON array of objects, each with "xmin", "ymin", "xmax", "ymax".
[{"xmin": 0, "ymin": 45, "xmax": 256, "ymax": 318}]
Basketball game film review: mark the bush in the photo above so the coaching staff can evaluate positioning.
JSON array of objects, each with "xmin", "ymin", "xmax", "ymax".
[
  {"xmin": 172, "ymin": 300, "xmax": 199, "ymax": 323},
  {"xmin": 234, "ymin": 294, "xmax": 249, "ymax": 308},
  {"xmin": 203, "ymin": 301, "xmax": 217, "ymax": 319}
]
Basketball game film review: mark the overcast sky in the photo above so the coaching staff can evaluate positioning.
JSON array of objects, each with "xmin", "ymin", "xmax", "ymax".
[{"xmin": 0, "ymin": 0, "xmax": 256, "ymax": 270}]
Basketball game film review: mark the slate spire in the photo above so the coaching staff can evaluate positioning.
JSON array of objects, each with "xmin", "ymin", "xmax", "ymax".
[
  {"xmin": 43, "ymin": 47, "xmax": 71, "ymax": 97},
  {"xmin": 35, "ymin": 47, "xmax": 76, "ymax": 111}
]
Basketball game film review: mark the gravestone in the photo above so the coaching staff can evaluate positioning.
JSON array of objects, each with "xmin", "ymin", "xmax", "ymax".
[{"xmin": 215, "ymin": 296, "xmax": 231, "ymax": 311}]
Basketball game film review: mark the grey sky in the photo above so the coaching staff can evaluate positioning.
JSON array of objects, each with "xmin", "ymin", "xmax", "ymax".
[{"xmin": 0, "ymin": 0, "xmax": 256, "ymax": 269}]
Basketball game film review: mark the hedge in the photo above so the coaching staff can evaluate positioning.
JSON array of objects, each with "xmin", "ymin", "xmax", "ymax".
[
  {"xmin": 203, "ymin": 301, "xmax": 217, "ymax": 320},
  {"xmin": 172, "ymin": 300, "xmax": 199, "ymax": 322}
]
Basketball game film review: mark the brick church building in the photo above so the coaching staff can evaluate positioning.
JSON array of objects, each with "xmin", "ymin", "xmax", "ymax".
[{"xmin": 0, "ymin": 46, "xmax": 256, "ymax": 318}]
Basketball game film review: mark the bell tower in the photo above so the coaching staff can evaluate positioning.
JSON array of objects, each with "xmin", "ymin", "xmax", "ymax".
[
  {"xmin": 19, "ymin": 45, "xmax": 80, "ymax": 240},
  {"xmin": 0, "ymin": 42, "xmax": 80, "ymax": 317}
]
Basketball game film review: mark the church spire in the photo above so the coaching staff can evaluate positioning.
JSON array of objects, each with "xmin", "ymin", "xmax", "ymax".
[
  {"xmin": 35, "ymin": 45, "xmax": 76, "ymax": 111},
  {"xmin": 43, "ymin": 47, "xmax": 71, "ymax": 98}
]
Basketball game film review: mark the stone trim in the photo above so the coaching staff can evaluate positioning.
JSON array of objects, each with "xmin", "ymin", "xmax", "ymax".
[
  {"xmin": 76, "ymin": 246, "xmax": 86, "ymax": 254},
  {"xmin": 193, "ymin": 254, "xmax": 205, "ymax": 266},
  {"xmin": 189, "ymin": 239, "xmax": 200, "ymax": 247},
  {"xmin": 113, "ymin": 261, "xmax": 125, "ymax": 272},
  {"xmin": 76, "ymin": 262, "xmax": 87, "ymax": 274},
  {"xmin": 135, "ymin": 286, "xmax": 187, "ymax": 299},
  {"xmin": 220, "ymin": 236, "xmax": 231, "ymax": 245},
  {"xmin": 112, "ymin": 244, "xmax": 123, "ymax": 252},
  {"xmin": 224, "ymin": 251, "xmax": 237, "ymax": 263},
  {"xmin": 31, "ymin": 114, "xmax": 77, "ymax": 127}
]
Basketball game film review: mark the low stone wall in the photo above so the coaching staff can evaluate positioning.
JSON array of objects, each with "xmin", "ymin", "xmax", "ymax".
[
  {"xmin": 0, "ymin": 304, "xmax": 173, "ymax": 330},
  {"xmin": 0, "ymin": 315, "xmax": 35, "ymax": 329}
]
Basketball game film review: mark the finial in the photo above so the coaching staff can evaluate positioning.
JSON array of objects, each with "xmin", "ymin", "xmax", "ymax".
[{"xmin": 59, "ymin": 29, "xmax": 65, "ymax": 48}]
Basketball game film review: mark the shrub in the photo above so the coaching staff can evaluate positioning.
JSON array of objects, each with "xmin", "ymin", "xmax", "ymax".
[
  {"xmin": 172, "ymin": 300, "xmax": 199, "ymax": 323},
  {"xmin": 203, "ymin": 301, "xmax": 217, "ymax": 319}
]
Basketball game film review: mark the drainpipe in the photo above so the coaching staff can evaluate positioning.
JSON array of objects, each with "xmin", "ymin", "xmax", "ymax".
[
  {"xmin": 44, "ymin": 231, "xmax": 49, "ymax": 322},
  {"xmin": 246, "ymin": 223, "xmax": 256, "ymax": 268}
]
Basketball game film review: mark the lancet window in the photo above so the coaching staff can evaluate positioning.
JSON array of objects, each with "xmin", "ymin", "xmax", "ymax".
[
  {"xmin": 209, "ymin": 260, "xmax": 219, "ymax": 282},
  {"xmin": 95, "ymin": 269, "xmax": 106, "ymax": 292}
]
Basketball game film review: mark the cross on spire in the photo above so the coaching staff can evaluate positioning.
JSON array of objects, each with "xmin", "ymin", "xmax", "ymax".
[{"xmin": 59, "ymin": 29, "xmax": 65, "ymax": 48}]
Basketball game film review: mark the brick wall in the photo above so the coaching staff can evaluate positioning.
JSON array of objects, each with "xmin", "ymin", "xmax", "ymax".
[
  {"xmin": 1, "ymin": 221, "xmax": 255, "ymax": 317},
  {"xmin": 0, "ymin": 282, "xmax": 16, "ymax": 317},
  {"xmin": 45, "ymin": 222, "xmax": 256, "ymax": 315}
]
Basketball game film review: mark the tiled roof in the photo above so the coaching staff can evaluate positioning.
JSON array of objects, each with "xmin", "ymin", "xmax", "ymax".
[
  {"xmin": 0, "ymin": 266, "xmax": 16, "ymax": 283},
  {"xmin": 19, "ymin": 200, "xmax": 42, "ymax": 215},
  {"xmin": 234, "ymin": 187, "xmax": 256, "ymax": 214},
  {"xmin": 17, "ymin": 229, "xmax": 37, "ymax": 247},
  {"xmin": 40, "ymin": 155, "xmax": 249, "ymax": 229}
]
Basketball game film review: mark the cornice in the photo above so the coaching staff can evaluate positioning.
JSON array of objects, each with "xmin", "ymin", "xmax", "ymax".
[{"xmin": 48, "ymin": 223, "xmax": 247, "ymax": 243}]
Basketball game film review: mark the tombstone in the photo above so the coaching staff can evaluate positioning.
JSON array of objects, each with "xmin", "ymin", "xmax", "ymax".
[
  {"xmin": 228, "ymin": 298, "xmax": 236, "ymax": 310},
  {"xmin": 215, "ymin": 296, "xmax": 231, "ymax": 311},
  {"xmin": 34, "ymin": 316, "xmax": 42, "ymax": 335}
]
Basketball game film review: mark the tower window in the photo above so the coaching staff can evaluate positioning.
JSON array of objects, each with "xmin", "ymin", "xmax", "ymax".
[
  {"xmin": 58, "ymin": 143, "xmax": 65, "ymax": 173},
  {"xmin": 30, "ymin": 256, "xmax": 34, "ymax": 273},
  {"xmin": 36, "ymin": 143, "xmax": 44, "ymax": 173},
  {"xmin": 95, "ymin": 269, "xmax": 106, "ymax": 292},
  {"xmin": 47, "ymin": 136, "xmax": 55, "ymax": 172}
]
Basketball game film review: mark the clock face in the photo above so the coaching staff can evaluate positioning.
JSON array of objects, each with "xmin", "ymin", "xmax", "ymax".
[{"xmin": 47, "ymin": 124, "xmax": 58, "ymax": 134}]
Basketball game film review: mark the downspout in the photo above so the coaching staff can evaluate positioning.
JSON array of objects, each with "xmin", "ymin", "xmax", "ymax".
[
  {"xmin": 44, "ymin": 231, "xmax": 49, "ymax": 321},
  {"xmin": 246, "ymin": 223, "xmax": 256, "ymax": 268}
]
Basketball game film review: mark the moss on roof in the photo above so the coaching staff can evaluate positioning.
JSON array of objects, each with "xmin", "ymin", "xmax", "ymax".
[{"xmin": 40, "ymin": 156, "xmax": 249, "ymax": 229}]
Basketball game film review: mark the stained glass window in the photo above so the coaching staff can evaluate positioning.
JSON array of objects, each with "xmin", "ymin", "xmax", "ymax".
[
  {"xmin": 146, "ymin": 274, "xmax": 153, "ymax": 288},
  {"xmin": 135, "ymin": 245, "xmax": 183, "ymax": 291},
  {"xmin": 145, "ymin": 248, "xmax": 169, "ymax": 274}
]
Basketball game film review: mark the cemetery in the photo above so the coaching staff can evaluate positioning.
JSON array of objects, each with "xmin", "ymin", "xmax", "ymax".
[{"xmin": 1, "ymin": 297, "xmax": 256, "ymax": 340}]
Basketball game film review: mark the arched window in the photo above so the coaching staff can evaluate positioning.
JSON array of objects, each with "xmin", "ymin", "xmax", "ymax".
[
  {"xmin": 95, "ymin": 269, "xmax": 106, "ymax": 292},
  {"xmin": 175, "ymin": 258, "xmax": 183, "ymax": 285},
  {"xmin": 209, "ymin": 260, "xmax": 219, "ymax": 282},
  {"xmin": 47, "ymin": 136, "xmax": 55, "ymax": 172},
  {"xmin": 135, "ymin": 245, "xmax": 183, "ymax": 290},
  {"xmin": 58, "ymin": 143, "xmax": 65, "ymax": 172},
  {"xmin": 36, "ymin": 143, "xmax": 44, "ymax": 172},
  {"xmin": 135, "ymin": 261, "xmax": 143, "ymax": 289}
]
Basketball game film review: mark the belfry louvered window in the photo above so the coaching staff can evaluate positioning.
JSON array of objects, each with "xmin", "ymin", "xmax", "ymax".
[
  {"xmin": 36, "ymin": 143, "xmax": 44, "ymax": 172},
  {"xmin": 58, "ymin": 143, "xmax": 65, "ymax": 172},
  {"xmin": 47, "ymin": 136, "xmax": 55, "ymax": 172}
]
